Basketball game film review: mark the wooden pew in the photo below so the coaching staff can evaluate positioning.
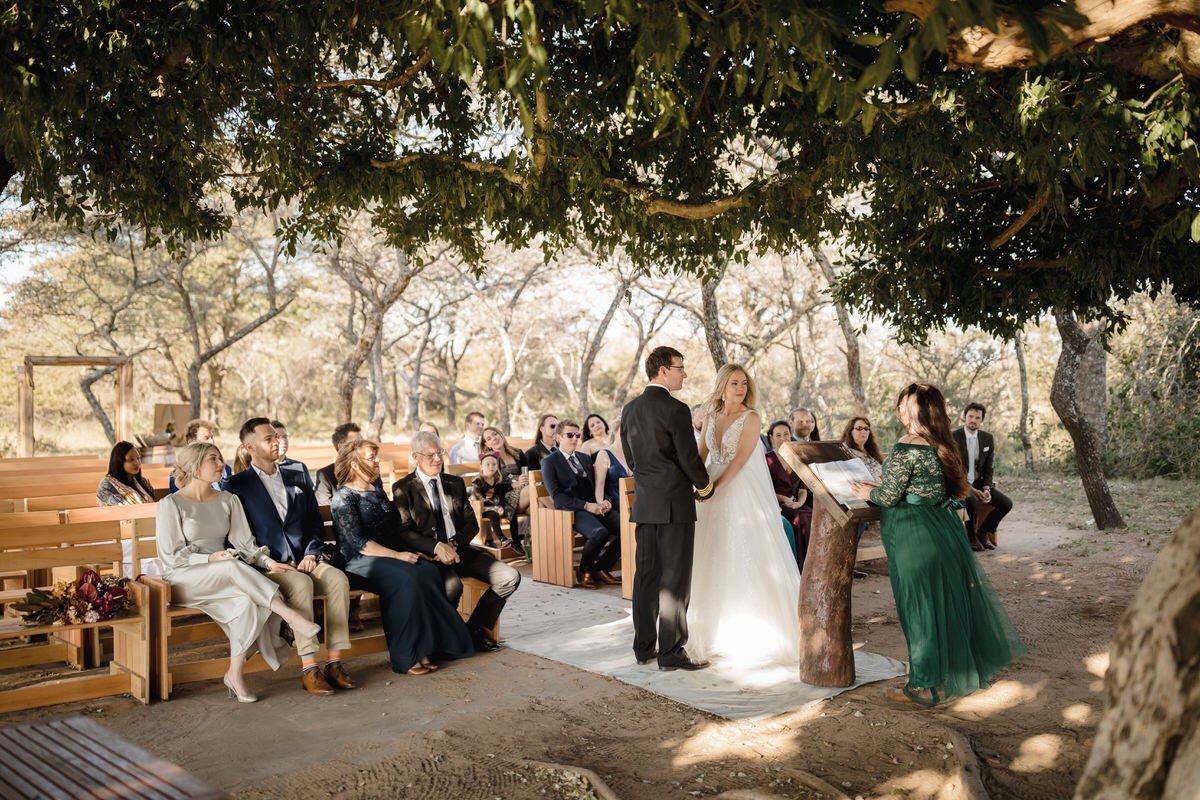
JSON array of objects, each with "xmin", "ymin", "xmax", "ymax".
[
  {"xmin": 529, "ymin": 470, "xmax": 583, "ymax": 588},
  {"xmin": 0, "ymin": 518, "xmax": 151, "ymax": 713},
  {"xmin": 0, "ymin": 471, "xmax": 172, "ymax": 500},
  {"xmin": 618, "ymin": 476, "xmax": 637, "ymax": 601}
]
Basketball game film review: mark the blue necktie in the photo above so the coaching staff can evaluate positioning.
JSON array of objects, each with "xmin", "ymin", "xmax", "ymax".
[{"xmin": 429, "ymin": 478, "xmax": 448, "ymax": 543}]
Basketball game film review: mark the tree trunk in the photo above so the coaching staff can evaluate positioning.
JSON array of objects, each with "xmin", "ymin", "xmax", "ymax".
[
  {"xmin": 700, "ymin": 267, "xmax": 728, "ymax": 369},
  {"xmin": 0, "ymin": 152, "xmax": 15, "ymax": 195},
  {"xmin": 1074, "ymin": 509, "xmax": 1200, "ymax": 799},
  {"xmin": 365, "ymin": 337, "xmax": 388, "ymax": 440},
  {"xmin": 797, "ymin": 501, "xmax": 859, "ymax": 687},
  {"xmin": 186, "ymin": 363, "xmax": 202, "ymax": 419},
  {"xmin": 578, "ymin": 278, "xmax": 630, "ymax": 419},
  {"xmin": 1078, "ymin": 328, "xmax": 1109, "ymax": 447},
  {"xmin": 1015, "ymin": 334, "xmax": 1035, "ymax": 471},
  {"xmin": 80, "ymin": 367, "xmax": 118, "ymax": 445},
  {"xmin": 1051, "ymin": 311, "xmax": 1125, "ymax": 528},
  {"xmin": 336, "ymin": 334, "xmax": 371, "ymax": 424},
  {"xmin": 812, "ymin": 249, "xmax": 867, "ymax": 416}
]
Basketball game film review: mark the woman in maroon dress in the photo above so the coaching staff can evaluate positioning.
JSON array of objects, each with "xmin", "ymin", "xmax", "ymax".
[{"xmin": 763, "ymin": 420, "xmax": 811, "ymax": 572}]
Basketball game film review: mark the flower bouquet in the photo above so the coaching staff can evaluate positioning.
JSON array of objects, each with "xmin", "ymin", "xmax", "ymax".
[{"xmin": 13, "ymin": 569, "xmax": 134, "ymax": 627}]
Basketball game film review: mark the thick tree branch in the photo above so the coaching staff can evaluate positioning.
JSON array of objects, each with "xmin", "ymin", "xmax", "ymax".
[
  {"xmin": 887, "ymin": 0, "xmax": 1200, "ymax": 71},
  {"xmin": 990, "ymin": 186, "xmax": 1052, "ymax": 249},
  {"xmin": 315, "ymin": 50, "xmax": 433, "ymax": 91}
]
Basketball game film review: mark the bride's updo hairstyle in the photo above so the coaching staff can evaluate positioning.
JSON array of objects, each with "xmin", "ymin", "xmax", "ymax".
[
  {"xmin": 706, "ymin": 363, "xmax": 758, "ymax": 415},
  {"xmin": 896, "ymin": 383, "xmax": 971, "ymax": 500}
]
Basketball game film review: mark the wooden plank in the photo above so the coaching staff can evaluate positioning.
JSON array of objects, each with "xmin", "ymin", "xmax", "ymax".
[
  {"xmin": 0, "ymin": 511, "xmax": 66, "ymax": 529},
  {"xmin": 1, "ymin": 544, "xmax": 123, "ymax": 573},
  {"xmin": 0, "ymin": 520, "xmax": 123, "ymax": 547},
  {"xmin": 0, "ymin": 723, "xmax": 96, "ymax": 799},
  {"xmin": 25, "ymin": 494, "xmax": 99, "ymax": 512},
  {"xmin": 67, "ymin": 504, "xmax": 158, "ymax": 524},
  {"xmin": 0, "ymin": 672, "xmax": 132, "ymax": 715},
  {"xmin": 20, "ymin": 719, "xmax": 158, "ymax": 800},
  {"xmin": 0, "ymin": 642, "xmax": 71, "ymax": 668}
]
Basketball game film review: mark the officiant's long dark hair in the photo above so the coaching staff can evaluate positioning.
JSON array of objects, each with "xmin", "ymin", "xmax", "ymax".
[{"xmin": 897, "ymin": 383, "xmax": 971, "ymax": 500}]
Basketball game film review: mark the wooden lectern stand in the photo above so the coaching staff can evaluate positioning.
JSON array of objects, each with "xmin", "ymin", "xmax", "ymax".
[{"xmin": 777, "ymin": 442, "xmax": 881, "ymax": 687}]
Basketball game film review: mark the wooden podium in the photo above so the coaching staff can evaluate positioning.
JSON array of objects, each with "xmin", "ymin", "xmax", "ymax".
[{"xmin": 777, "ymin": 441, "xmax": 881, "ymax": 687}]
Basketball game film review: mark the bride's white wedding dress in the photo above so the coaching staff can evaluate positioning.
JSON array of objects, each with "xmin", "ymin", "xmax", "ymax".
[{"xmin": 686, "ymin": 409, "xmax": 803, "ymax": 667}]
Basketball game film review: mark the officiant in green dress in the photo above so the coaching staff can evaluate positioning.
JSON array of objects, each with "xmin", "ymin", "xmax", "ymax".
[{"xmin": 854, "ymin": 383, "xmax": 1024, "ymax": 707}]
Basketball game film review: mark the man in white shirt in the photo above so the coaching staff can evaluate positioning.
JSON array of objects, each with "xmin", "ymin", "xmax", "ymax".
[
  {"xmin": 448, "ymin": 411, "xmax": 485, "ymax": 465},
  {"xmin": 952, "ymin": 402, "xmax": 1013, "ymax": 551}
]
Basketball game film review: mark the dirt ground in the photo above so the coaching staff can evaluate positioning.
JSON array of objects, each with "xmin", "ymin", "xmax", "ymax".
[{"xmin": 1, "ymin": 474, "xmax": 1193, "ymax": 799}]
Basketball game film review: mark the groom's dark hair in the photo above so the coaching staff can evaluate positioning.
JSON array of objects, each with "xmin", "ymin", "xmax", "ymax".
[{"xmin": 645, "ymin": 346, "xmax": 683, "ymax": 380}]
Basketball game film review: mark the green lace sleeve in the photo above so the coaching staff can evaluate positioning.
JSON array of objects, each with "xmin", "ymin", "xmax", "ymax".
[{"xmin": 869, "ymin": 447, "xmax": 913, "ymax": 507}]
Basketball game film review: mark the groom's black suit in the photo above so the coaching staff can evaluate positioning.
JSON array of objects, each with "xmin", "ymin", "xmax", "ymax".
[{"xmin": 621, "ymin": 384, "xmax": 712, "ymax": 667}]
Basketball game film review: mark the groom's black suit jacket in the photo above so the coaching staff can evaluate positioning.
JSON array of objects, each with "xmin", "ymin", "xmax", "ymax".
[{"xmin": 621, "ymin": 385, "xmax": 710, "ymax": 524}]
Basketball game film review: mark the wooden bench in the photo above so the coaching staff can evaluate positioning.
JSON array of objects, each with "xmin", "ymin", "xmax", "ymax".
[
  {"xmin": 618, "ymin": 476, "xmax": 637, "ymax": 601},
  {"xmin": 0, "ymin": 518, "xmax": 150, "ymax": 713},
  {"xmin": 529, "ymin": 470, "xmax": 585, "ymax": 588},
  {"xmin": 0, "ymin": 715, "xmax": 224, "ymax": 799},
  {"xmin": 139, "ymin": 510, "xmax": 498, "ymax": 700}
]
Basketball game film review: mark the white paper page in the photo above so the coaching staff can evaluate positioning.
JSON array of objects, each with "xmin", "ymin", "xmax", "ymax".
[{"xmin": 809, "ymin": 459, "xmax": 876, "ymax": 506}]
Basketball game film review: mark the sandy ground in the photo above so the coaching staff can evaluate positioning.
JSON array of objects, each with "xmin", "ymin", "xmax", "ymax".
[{"xmin": 0, "ymin": 475, "xmax": 1187, "ymax": 799}]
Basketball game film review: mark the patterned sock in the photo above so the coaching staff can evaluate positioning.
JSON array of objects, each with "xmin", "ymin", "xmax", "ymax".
[
  {"xmin": 326, "ymin": 651, "xmax": 343, "ymax": 666},
  {"xmin": 300, "ymin": 653, "xmax": 318, "ymax": 672}
]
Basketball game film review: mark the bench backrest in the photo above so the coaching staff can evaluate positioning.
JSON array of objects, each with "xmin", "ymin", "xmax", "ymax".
[
  {"xmin": 0, "ymin": 468, "xmax": 173, "ymax": 490},
  {"xmin": 23, "ymin": 493, "xmax": 103, "ymax": 512},
  {"xmin": 0, "ymin": 519, "xmax": 124, "ymax": 575}
]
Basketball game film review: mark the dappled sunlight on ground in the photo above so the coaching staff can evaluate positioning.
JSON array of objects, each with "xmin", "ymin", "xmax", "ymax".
[
  {"xmin": 1062, "ymin": 702, "xmax": 1096, "ymax": 727},
  {"xmin": 947, "ymin": 678, "xmax": 1044, "ymax": 718},
  {"xmin": 874, "ymin": 767, "xmax": 965, "ymax": 799},
  {"xmin": 1009, "ymin": 733, "xmax": 1068, "ymax": 773}
]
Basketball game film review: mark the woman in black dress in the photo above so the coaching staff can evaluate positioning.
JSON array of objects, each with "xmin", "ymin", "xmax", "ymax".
[{"xmin": 330, "ymin": 439, "xmax": 474, "ymax": 676}]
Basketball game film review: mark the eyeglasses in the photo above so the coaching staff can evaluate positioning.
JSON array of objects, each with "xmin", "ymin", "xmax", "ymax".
[
  {"xmin": 416, "ymin": 449, "xmax": 445, "ymax": 459},
  {"xmin": 561, "ymin": 432, "xmax": 582, "ymax": 439},
  {"xmin": 853, "ymin": 426, "xmax": 871, "ymax": 432},
  {"xmin": 666, "ymin": 364, "xmax": 685, "ymax": 371}
]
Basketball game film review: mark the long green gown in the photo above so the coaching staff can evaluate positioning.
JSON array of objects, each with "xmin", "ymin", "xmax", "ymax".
[{"xmin": 870, "ymin": 443, "xmax": 1025, "ymax": 706}]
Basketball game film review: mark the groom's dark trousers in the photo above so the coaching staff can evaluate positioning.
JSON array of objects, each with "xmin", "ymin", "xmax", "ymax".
[{"xmin": 632, "ymin": 523, "xmax": 694, "ymax": 663}]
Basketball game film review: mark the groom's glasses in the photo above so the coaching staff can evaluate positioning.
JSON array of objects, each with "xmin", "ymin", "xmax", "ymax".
[
  {"xmin": 666, "ymin": 364, "xmax": 685, "ymax": 371},
  {"xmin": 561, "ymin": 432, "xmax": 582, "ymax": 439}
]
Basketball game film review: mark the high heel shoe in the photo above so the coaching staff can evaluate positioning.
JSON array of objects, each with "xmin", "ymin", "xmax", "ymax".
[{"xmin": 223, "ymin": 676, "xmax": 258, "ymax": 703}]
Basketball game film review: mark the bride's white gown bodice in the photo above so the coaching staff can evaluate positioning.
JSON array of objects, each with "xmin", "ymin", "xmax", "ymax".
[{"xmin": 687, "ymin": 409, "xmax": 803, "ymax": 668}]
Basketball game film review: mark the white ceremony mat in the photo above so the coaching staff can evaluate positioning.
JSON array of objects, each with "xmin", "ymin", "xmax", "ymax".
[{"xmin": 503, "ymin": 579, "xmax": 906, "ymax": 721}]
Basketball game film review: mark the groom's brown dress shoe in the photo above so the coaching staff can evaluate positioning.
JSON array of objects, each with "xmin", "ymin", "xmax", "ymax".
[
  {"xmin": 595, "ymin": 570, "xmax": 619, "ymax": 586},
  {"xmin": 576, "ymin": 570, "xmax": 597, "ymax": 589}
]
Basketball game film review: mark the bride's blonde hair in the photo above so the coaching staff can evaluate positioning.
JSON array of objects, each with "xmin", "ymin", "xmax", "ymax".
[{"xmin": 706, "ymin": 363, "xmax": 757, "ymax": 414}]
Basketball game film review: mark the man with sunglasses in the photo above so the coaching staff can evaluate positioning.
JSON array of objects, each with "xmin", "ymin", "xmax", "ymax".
[
  {"xmin": 524, "ymin": 413, "xmax": 559, "ymax": 471},
  {"xmin": 392, "ymin": 431, "xmax": 520, "ymax": 653},
  {"xmin": 541, "ymin": 420, "xmax": 622, "ymax": 589}
]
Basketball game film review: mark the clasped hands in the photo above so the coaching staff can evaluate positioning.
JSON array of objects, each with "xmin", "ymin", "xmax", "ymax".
[
  {"xmin": 584, "ymin": 499, "xmax": 612, "ymax": 515},
  {"xmin": 972, "ymin": 486, "xmax": 993, "ymax": 504}
]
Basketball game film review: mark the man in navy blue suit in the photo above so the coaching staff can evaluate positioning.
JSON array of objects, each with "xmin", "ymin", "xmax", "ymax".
[
  {"xmin": 224, "ymin": 417, "xmax": 355, "ymax": 697},
  {"xmin": 541, "ymin": 419, "xmax": 621, "ymax": 589}
]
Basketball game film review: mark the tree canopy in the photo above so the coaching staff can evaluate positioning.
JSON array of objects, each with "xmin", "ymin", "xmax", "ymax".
[{"xmin": 2, "ymin": 1, "xmax": 1198, "ymax": 339}]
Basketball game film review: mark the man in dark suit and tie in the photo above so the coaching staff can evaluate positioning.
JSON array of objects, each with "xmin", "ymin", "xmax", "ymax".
[
  {"xmin": 621, "ymin": 346, "xmax": 713, "ymax": 671},
  {"xmin": 541, "ymin": 419, "xmax": 621, "ymax": 589},
  {"xmin": 224, "ymin": 417, "xmax": 356, "ymax": 696},
  {"xmin": 392, "ymin": 431, "xmax": 520, "ymax": 653},
  {"xmin": 952, "ymin": 402, "xmax": 1014, "ymax": 550}
]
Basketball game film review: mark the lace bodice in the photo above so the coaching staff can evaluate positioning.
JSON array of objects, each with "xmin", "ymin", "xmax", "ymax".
[
  {"xmin": 705, "ymin": 409, "xmax": 752, "ymax": 465},
  {"xmin": 868, "ymin": 443, "xmax": 949, "ymax": 507}
]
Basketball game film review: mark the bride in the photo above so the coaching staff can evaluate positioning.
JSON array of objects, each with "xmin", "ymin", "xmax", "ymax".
[{"xmin": 687, "ymin": 364, "xmax": 803, "ymax": 667}]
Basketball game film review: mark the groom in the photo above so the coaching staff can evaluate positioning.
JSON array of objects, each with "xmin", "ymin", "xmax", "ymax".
[{"xmin": 621, "ymin": 346, "xmax": 714, "ymax": 671}]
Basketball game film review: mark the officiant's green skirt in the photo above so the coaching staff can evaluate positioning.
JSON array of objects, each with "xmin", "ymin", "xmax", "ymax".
[{"xmin": 880, "ymin": 494, "xmax": 1026, "ymax": 706}]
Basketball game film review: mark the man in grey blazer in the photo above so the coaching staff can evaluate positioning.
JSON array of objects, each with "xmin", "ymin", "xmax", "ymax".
[{"xmin": 621, "ymin": 346, "xmax": 713, "ymax": 671}]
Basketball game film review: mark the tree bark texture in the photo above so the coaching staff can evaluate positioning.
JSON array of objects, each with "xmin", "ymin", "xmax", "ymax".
[
  {"xmin": 798, "ymin": 504, "xmax": 857, "ymax": 687},
  {"xmin": 700, "ymin": 267, "xmax": 729, "ymax": 370},
  {"xmin": 1051, "ymin": 311, "xmax": 1126, "ymax": 529},
  {"xmin": 1015, "ymin": 335, "xmax": 1035, "ymax": 471},
  {"xmin": 1074, "ymin": 508, "xmax": 1200, "ymax": 799},
  {"xmin": 0, "ymin": 152, "xmax": 14, "ymax": 195},
  {"xmin": 578, "ymin": 278, "xmax": 630, "ymax": 419},
  {"xmin": 80, "ymin": 367, "xmax": 118, "ymax": 445},
  {"xmin": 812, "ymin": 249, "xmax": 867, "ymax": 416}
]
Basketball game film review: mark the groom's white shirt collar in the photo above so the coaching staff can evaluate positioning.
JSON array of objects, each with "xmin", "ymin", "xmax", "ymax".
[{"xmin": 647, "ymin": 383, "xmax": 671, "ymax": 392}]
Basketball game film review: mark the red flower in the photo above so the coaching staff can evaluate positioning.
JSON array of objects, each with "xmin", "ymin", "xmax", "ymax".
[{"xmin": 77, "ymin": 582, "xmax": 98, "ymax": 603}]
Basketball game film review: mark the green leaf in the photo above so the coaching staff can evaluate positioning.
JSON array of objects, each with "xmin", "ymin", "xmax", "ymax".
[{"xmin": 1191, "ymin": 212, "xmax": 1200, "ymax": 243}]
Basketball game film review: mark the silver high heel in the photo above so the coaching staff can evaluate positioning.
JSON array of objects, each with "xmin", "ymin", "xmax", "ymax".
[{"xmin": 223, "ymin": 676, "xmax": 258, "ymax": 704}]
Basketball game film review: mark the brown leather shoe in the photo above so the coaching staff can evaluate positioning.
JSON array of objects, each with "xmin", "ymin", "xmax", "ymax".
[
  {"xmin": 323, "ymin": 660, "xmax": 357, "ymax": 690},
  {"xmin": 576, "ymin": 570, "xmax": 597, "ymax": 589},
  {"xmin": 595, "ymin": 570, "xmax": 619, "ymax": 586},
  {"xmin": 301, "ymin": 667, "xmax": 335, "ymax": 696}
]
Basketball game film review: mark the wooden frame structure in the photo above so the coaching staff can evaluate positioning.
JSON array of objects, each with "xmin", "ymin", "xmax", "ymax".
[{"xmin": 16, "ymin": 356, "xmax": 134, "ymax": 457}]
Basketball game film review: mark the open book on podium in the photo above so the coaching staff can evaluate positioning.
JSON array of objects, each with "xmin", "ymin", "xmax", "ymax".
[{"xmin": 775, "ymin": 441, "xmax": 881, "ymax": 529}]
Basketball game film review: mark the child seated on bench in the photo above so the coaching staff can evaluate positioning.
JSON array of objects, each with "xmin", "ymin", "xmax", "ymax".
[{"xmin": 470, "ymin": 453, "xmax": 514, "ymax": 549}]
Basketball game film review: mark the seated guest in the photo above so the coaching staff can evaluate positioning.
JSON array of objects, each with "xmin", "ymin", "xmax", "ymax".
[
  {"xmin": 481, "ymin": 427, "xmax": 531, "ymax": 513},
  {"xmin": 273, "ymin": 419, "xmax": 313, "ymax": 490},
  {"xmin": 157, "ymin": 442, "xmax": 321, "ymax": 703},
  {"xmin": 789, "ymin": 407, "xmax": 821, "ymax": 442},
  {"xmin": 592, "ymin": 420, "xmax": 630, "ymax": 512},
  {"xmin": 231, "ymin": 444, "xmax": 252, "ymax": 475},
  {"xmin": 953, "ymin": 402, "xmax": 1014, "ymax": 551},
  {"xmin": 169, "ymin": 419, "xmax": 232, "ymax": 492},
  {"xmin": 764, "ymin": 420, "xmax": 812, "ymax": 572},
  {"xmin": 96, "ymin": 441, "xmax": 155, "ymax": 505},
  {"xmin": 524, "ymin": 413, "xmax": 558, "ymax": 470},
  {"xmin": 392, "ymin": 431, "xmax": 520, "ymax": 653},
  {"xmin": 448, "ymin": 411, "xmax": 485, "ymax": 465},
  {"xmin": 470, "ymin": 452, "xmax": 514, "ymax": 548},
  {"xmin": 315, "ymin": 422, "xmax": 380, "ymax": 506},
  {"xmin": 841, "ymin": 417, "xmax": 885, "ymax": 480},
  {"xmin": 224, "ymin": 418, "xmax": 356, "ymax": 696},
  {"xmin": 542, "ymin": 419, "xmax": 621, "ymax": 589},
  {"xmin": 408, "ymin": 421, "xmax": 443, "ymax": 471},
  {"xmin": 331, "ymin": 440, "xmax": 473, "ymax": 676},
  {"xmin": 579, "ymin": 413, "xmax": 610, "ymax": 456}
]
